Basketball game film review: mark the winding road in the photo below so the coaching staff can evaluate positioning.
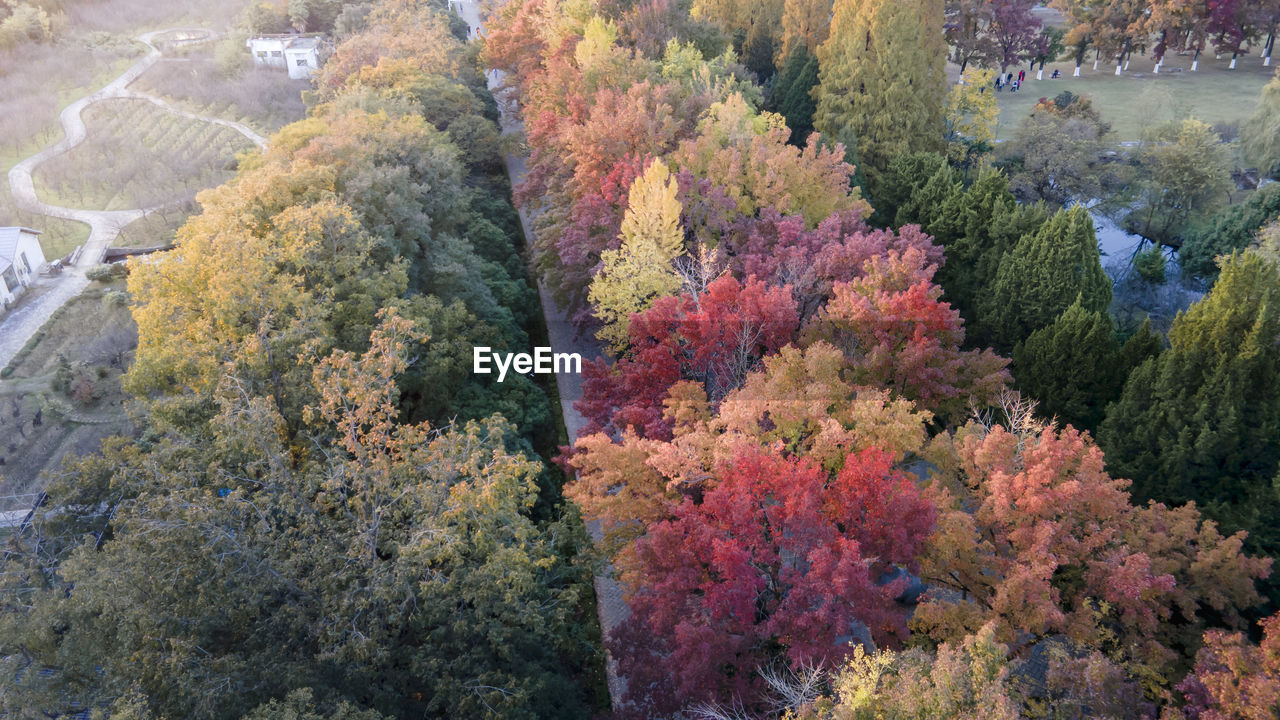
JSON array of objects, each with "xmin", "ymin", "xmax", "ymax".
[{"xmin": 0, "ymin": 28, "xmax": 267, "ymax": 370}]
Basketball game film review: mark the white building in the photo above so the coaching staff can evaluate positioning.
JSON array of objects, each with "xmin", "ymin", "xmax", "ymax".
[
  {"xmin": 246, "ymin": 35, "xmax": 320, "ymax": 80},
  {"xmin": 0, "ymin": 227, "xmax": 46, "ymax": 311}
]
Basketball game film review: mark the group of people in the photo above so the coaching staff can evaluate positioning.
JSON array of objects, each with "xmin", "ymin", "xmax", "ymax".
[{"xmin": 995, "ymin": 69, "xmax": 1027, "ymax": 92}]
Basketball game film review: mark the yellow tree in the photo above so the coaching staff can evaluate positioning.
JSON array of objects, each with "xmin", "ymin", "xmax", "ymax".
[
  {"xmin": 944, "ymin": 67, "xmax": 999, "ymax": 163},
  {"xmin": 779, "ymin": 0, "xmax": 833, "ymax": 60},
  {"xmin": 588, "ymin": 158, "xmax": 685, "ymax": 352},
  {"xmin": 814, "ymin": 0, "xmax": 947, "ymax": 181}
]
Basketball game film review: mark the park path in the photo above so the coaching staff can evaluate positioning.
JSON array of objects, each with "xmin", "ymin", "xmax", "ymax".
[
  {"xmin": 0, "ymin": 28, "xmax": 267, "ymax": 370},
  {"xmin": 454, "ymin": 0, "xmax": 628, "ymax": 708}
]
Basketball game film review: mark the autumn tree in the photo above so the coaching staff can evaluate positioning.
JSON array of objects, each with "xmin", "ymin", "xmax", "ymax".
[
  {"xmin": 945, "ymin": 0, "xmax": 1045, "ymax": 72},
  {"xmin": 589, "ymin": 157, "xmax": 687, "ymax": 351},
  {"xmin": 914, "ymin": 411, "xmax": 1271, "ymax": 687},
  {"xmin": 577, "ymin": 275, "xmax": 799, "ymax": 440},
  {"xmin": 944, "ymin": 68, "xmax": 999, "ymax": 164},
  {"xmin": 1172, "ymin": 612, "xmax": 1280, "ymax": 720},
  {"xmin": 610, "ymin": 446, "xmax": 936, "ymax": 716},
  {"xmin": 980, "ymin": 205, "xmax": 1112, "ymax": 351},
  {"xmin": 814, "ymin": 0, "xmax": 947, "ymax": 182},
  {"xmin": 569, "ymin": 343, "xmax": 938, "ymax": 717},
  {"xmin": 778, "ymin": 0, "xmax": 831, "ymax": 60},
  {"xmin": 800, "ymin": 245, "xmax": 1010, "ymax": 422},
  {"xmin": 0, "ymin": 314, "xmax": 599, "ymax": 720}
]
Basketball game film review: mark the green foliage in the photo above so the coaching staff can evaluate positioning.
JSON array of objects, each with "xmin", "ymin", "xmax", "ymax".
[
  {"xmin": 981, "ymin": 205, "xmax": 1111, "ymax": 352},
  {"xmin": 1013, "ymin": 299, "xmax": 1119, "ymax": 431},
  {"xmin": 1242, "ymin": 71, "xmax": 1280, "ymax": 176},
  {"xmin": 872, "ymin": 151, "xmax": 950, "ymax": 227},
  {"xmin": 814, "ymin": 0, "xmax": 947, "ymax": 184},
  {"xmin": 0, "ymin": 318, "xmax": 599, "ymax": 720},
  {"xmin": 1181, "ymin": 183, "xmax": 1280, "ymax": 281},
  {"xmin": 1101, "ymin": 251, "xmax": 1280, "ymax": 554},
  {"xmin": 1123, "ymin": 118, "xmax": 1233, "ymax": 248},
  {"xmin": 1133, "ymin": 246, "xmax": 1167, "ymax": 284},
  {"xmin": 86, "ymin": 263, "xmax": 129, "ymax": 283},
  {"xmin": 1001, "ymin": 93, "xmax": 1114, "ymax": 207},
  {"xmin": 769, "ymin": 43, "xmax": 819, "ymax": 143}
]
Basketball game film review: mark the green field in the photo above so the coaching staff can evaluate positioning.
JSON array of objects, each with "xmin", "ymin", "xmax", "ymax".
[
  {"xmin": 32, "ymin": 98, "xmax": 254, "ymax": 212},
  {"xmin": 988, "ymin": 51, "xmax": 1275, "ymax": 142}
]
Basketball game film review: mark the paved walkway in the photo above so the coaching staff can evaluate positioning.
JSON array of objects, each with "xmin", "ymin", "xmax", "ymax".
[
  {"xmin": 0, "ymin": 28, "xmax": 267, "ymax": 371},
  {"xmin": 455, "ymin": 0, "xmax": 627, "ymax": 708}
]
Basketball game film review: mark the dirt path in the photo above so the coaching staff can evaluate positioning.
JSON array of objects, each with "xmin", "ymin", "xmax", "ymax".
[
  {"xmin": 454, "ymin": 1, "xmax": 628, "ymax": 708},
  {"xmin": 1, "ymin": 28, "xmax": 267, "ymax": 371}
]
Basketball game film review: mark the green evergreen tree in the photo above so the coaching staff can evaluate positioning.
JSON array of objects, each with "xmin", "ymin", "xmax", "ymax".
[
  {"xmin": 770, "ymin": 43, "xmax": 819, "ymax": 143},
  {"xmin": 872, "ymin": 151, "xmax": 948, "ymax": 227},
  {"xmin": 893, "ymin": 161, "xmax": 961, "ymax": 232},
  {"xmin": 813, "ymin": 0, "xmax": 946, "ymax": 185},
  {"xmin": 1114, "ymin": 316, "xmax": 1162, "ymax": 381},
  {"xmin": 980, "ymin": 205, "xmax": 1111, "ymax": 352},
  {"xmin": 1013, "ymin": 298, "xmax": 1119, "ymax": 432},
  {"xmin": 1100, "ymin": 252, "xmax": 1280, "ymax": 513}
]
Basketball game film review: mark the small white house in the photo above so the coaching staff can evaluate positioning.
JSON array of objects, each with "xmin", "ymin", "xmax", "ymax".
[
  {"xmin": 246, "ymin": 35, "xmax": 320, "ymax": 79},
  {"xmin": 0, "ymin": 227, "xmax": 46, "ymax": 311}
]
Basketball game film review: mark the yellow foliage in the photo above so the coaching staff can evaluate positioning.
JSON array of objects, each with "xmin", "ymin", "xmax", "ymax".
[{"xmin": 588, "ymin": 158, "xmax": 685, "ymax": 352}]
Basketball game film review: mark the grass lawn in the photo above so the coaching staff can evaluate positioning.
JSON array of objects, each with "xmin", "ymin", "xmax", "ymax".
[
  {"xmin": 32, "ymin": 98, "xmax": 254, "ymax": 212},
  {"xmin": 985, "ymin": 51, "xmax": 1276, "ymax": 142}
]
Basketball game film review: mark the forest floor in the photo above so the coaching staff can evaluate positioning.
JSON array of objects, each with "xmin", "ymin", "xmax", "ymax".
[{"xmin": 0, "ymin": 279, "xmax": 137, "ymax": 498}]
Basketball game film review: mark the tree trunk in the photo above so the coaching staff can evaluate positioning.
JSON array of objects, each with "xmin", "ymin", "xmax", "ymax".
[{"xmin": 1192, "ymin": 47, "xmax": 1200, "ymax": 71}]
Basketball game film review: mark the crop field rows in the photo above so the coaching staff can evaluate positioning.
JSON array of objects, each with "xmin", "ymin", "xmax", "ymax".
[{"xmin": 32, "ymin": 97, "xmax": 255, "ymax": 213}]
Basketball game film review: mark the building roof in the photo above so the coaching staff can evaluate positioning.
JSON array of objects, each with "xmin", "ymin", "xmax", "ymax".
[
  {"xmin": 0, "ymin": 226, "xmax": 41, "ymax": 274},
  {"xmin": 247, "ymin": 35, "xmax": 320, "ymax": 51}
]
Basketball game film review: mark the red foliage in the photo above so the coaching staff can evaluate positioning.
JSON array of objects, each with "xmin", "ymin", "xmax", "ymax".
[
  {"xmin": 612, "ymin": 446, "xmax": 935, "ymax": 717},
  {"xmin": 1176, "ymin": 612, "xmax": 1280, "ymax": 720},
  {"xmin": 801, "ymin": 246, "xmax": 1009, "ymax": 419},
  {"xmin": 576, "ymin": 275, "xmax": 799, "ymax": 440}
]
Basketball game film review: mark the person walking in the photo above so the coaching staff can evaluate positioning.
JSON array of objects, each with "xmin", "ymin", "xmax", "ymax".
[{"xmin": 1018, "ymin": 69, "xmax": 1025, "ymax": 83}]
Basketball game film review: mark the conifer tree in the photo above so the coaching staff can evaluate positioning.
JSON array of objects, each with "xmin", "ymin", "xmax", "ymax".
[
  {"xmin": 770, "ymin": 43, "xmax": 820, "ymax": 142},
  {"xmin": 980, "ymin": 205, "xmax": 1111, "ymax": 351},
  {"xmin": 779, "ymin": 0, "xmax": 832, "ymax": 60},
  {"xmin": 893, "ymin": 161, "xmax": 962, "ymax": 232},
  {"xmin": 934, "ymin": 171, "xmax": 1046, "ymax": 335},
  {"xmin": 1100, "ymin": 252, "xmax": 1280, "ymax": 515},
  {"xmin": 1012, "ymin": 298, "xmax": 1118, "ymax": 431},
  {"xmin": 589, "ymin": 158, "xmax": 686, "ymax": 352},
  {"xmin": 813, "ymin": 0, "xmax": 947, "ymax": 183}
]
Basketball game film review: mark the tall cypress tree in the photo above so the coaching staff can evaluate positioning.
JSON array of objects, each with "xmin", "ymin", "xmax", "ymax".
[
  {"xmin": 1100, "ymin": 252, "xmax": 1280, "ymax": 513},
  {"xmin": 980, "ymin": 205, "xmax": 1111, "ymax": 352},
  {"xmin": 1013, "ymin": 298, "xmax": 1119, "ymax": 432},
  {"xmin": 813, "ymin": 0, "xmax": 947, "ymax": 184}
]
